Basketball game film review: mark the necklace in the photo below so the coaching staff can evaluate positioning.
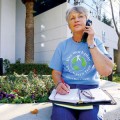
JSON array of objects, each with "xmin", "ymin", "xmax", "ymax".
[
  {"xmin": 72, "ymin": 37, "xmax": 81, "ymax": 43},
  {"xmin": 75, "ymin": 41, "xmax": 81, "ymax": 43}
]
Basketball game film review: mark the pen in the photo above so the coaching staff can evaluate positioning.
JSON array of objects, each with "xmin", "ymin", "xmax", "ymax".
[
  {"xmin": 61, "ymin": 78, "xmax": 67, "ymax": 86},
  {"xmin": 61, "ymin": 78, "xmax": 70, "ymax": 93}
]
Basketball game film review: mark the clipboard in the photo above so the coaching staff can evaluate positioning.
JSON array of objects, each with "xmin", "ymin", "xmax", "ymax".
[{"xmin": 49, "ymin": 88, "xmax": 117, "ymax": 106}]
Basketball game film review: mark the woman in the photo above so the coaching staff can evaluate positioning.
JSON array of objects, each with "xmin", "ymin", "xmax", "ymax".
[{"xmin": 49, "ymin": 6, "xmax": 114, "ymax": 120}]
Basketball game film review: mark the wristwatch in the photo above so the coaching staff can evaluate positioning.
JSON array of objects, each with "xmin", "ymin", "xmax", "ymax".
[{"xmin": 88, "ymin": 44, "xmax": 96, "ymax": 49}]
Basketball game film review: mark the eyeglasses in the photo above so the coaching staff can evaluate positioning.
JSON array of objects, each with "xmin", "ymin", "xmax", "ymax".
[{"xmin": 81, "ymin": 90, "xmax": 94, "ymax": 99}]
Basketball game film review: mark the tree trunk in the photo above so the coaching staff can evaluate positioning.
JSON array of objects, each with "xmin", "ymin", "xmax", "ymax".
[
  {"xmin": 116, "ymin": 36, "xmax": 120, "ymax": 73},
  {"xmin": 25, "ymin": 1, "xmax": 34, "ymax": 63}
]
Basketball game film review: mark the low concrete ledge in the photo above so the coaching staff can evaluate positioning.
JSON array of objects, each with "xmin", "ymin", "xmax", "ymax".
[
  {"xmin": 0, "ymin": 80, "xmax": 120, "ymax": 120},
  {"xmin": 0, "ymin": 102, "xmax": 52, "ymax": 120}
]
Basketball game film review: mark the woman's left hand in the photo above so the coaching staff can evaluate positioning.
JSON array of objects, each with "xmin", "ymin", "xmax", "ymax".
[{"xmin": 84, "ymin": 26, "xmax": 95, "ymax": 44}]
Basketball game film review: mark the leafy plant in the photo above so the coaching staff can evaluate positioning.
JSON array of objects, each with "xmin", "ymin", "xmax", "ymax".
[
  {"xmin": 3, "ymin": 59, "xmax": 10, "ymax": 73},
  {"xmin": 15, "ymin": 58, "xmax": 21, "ymax": 64},
  {"xmin": 113, "ymin": 73, "xmax": 120, "ymax": 83},
  {"xmin": 0, "ymin": 72, "xmax": 54, "ymax": 103}
]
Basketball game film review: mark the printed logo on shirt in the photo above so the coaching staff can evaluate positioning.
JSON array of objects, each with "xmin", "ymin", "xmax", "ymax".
[{"xmin": 65, "ymin": 51, "xmax": 93, "ymax": 77}]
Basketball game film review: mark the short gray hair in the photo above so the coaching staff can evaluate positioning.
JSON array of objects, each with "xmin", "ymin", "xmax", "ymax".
[{"xmin": 66, "ymin": 6, "xmax": 89, "ymax": 22}]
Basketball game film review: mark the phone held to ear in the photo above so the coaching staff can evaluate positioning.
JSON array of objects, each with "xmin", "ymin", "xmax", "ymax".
[{"xmin": 82, "ymin": 19, "xmax": 92, "ymax": 42}]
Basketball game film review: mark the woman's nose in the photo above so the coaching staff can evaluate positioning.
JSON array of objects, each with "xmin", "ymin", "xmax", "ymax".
[{"xmin": 75, "ymin": 17, "xmax": 80, "ymax": 22}]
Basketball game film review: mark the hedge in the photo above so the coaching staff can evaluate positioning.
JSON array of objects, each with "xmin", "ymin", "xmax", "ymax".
[{"xmin": 6, "ymin": 63, "xmax": 52, "ymax": 75}]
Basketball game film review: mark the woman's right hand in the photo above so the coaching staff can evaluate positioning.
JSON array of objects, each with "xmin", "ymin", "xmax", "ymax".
[{"xmin": 56, "ymin": 82, "xmax": 70, "ymax": 95}]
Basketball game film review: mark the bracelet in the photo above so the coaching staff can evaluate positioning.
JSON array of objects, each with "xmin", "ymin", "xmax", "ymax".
[{"xmin": 55, "ymin": 81, "xmax": 62, "ymax": 88}]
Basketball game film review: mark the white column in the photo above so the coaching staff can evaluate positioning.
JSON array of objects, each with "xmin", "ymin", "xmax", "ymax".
[
  {"xmin": 16, "ymin": 0, "xmax": 26, "ymax": 63},
  {"xmin": 0, "ymin": 0, "xmax": 16, "ymax": 63},
  {"xmin": 0, "ymin": 0, "xmax": 2, "ymax": 57}
]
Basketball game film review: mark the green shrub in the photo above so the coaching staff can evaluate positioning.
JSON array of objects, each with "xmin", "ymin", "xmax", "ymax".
[
  {"xmin": 5, "ymin": 63, "xmax": 52, "ymax": 75},
  {"xmin": 3, "ymin": 59, "xmax": 52, "ymax": 75},
  {"xmin": 113, "ymin": 73, "xmax": 120, "ymax": 83}
]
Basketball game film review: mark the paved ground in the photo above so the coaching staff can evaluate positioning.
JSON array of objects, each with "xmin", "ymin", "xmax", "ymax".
[
  {"xmin": 0, "ymin": 80, "xmax": 120, "ymax": 120},
  {"xmin": 0, "ymin": 103, "xmax": 52, "ymax": 120},
  {"xmin": 100, "ymin": 80, "xmax": 120, "ymax": 120}
]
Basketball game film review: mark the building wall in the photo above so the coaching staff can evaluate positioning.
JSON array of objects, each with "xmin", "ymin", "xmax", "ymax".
[
  {"xmin": 0, "ymin": 0, "xmax": 16, "ymax": 63},
  {"xmin": 0, "ymin": 1, "xmax": 118, "ymax": 64},
  {"xmin": 90, "ymin": 17, "xmax": 118, "ymax": 49},
  {"xmin": 16, "ymin": 1, "xmax": 68, "ymax": 64},
  {"xmin": 89, "ymin": 16, "xmax": 118, "ymax": 60},
  {"xmin": 34, "ymin": 2, "xmax": 118, "ymax": 63},
  {"xmin": 34, "ymin": 2, "xmax": 68, "ymax": 63}
]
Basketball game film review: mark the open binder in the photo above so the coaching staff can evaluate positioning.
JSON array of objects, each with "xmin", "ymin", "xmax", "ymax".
[{"xmin": 49, "ymin": 88, "xmax": 116, "ymax": 106}]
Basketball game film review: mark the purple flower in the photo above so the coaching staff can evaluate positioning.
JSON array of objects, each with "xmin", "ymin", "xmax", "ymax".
[
  {"xmin": 5, "ymin": 94, "xmax": 9, "ymax": 98},
  {"xmin": 0, "ymin": 91, "xmax": 7, "ymax": 98},
  {"xmin": 0, "ymin": 94, "xmax": 3, "ymax": 100},
  {"xmin": 2, "ymin": 92, "xmax": 6, "ymax": 97},
  {"xmin": 6, "ymin": 94, "xmax": 11, "ymax": 98},
  {"xmin": 31, "ymin": 94, "xmax": 35, "ymax": 99},
  {"xmin": 7, "ymin": 94, "xmax": 15, "ymax": 99},
  {"xmin": 9, "ymin": 94, "xmax": 15, "ymax": 99}
]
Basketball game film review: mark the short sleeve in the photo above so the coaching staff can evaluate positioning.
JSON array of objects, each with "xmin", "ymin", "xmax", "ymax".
[
  {"xmin": 95, "ymin": 38, "xmax": 112, "ymax": 60},
  {"xmin": 49, "ymin": 43, "xmax": 63, "ymax": 72}
]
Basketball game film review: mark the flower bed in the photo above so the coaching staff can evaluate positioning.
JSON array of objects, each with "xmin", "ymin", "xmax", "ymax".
[{"xmin": 0, "ymin": 72, "xmax": 54, "ymax": 103}]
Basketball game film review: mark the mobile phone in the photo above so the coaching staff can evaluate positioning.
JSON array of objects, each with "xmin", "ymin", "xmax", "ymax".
[{"xmin": 81, "ymin": 19, "xmax": 92, "ymax": 42}]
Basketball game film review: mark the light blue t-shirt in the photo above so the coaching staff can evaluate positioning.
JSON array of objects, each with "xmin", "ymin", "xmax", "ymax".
[{"xmin": 49, "ymin": 37, "xmax": 110, "ymax": 85}]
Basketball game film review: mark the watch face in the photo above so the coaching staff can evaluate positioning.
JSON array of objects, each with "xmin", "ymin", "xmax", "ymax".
[
  {"xmin": 88, "ymin": 44, "xmax": 96, "ymax": 49},
  {"xmin": 91, "ymin": 44, "xmax": 94, "ymax": 48}
]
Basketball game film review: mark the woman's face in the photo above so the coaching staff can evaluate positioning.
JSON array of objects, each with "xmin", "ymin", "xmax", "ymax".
[{"xmin": 68, "ymin": 11, "xmax": 87, "ymax": 33}]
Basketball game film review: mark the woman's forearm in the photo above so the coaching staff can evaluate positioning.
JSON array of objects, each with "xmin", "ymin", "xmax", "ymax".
[
  {"xmin": 52, "ymin": 70, "xmax": 62, "ymax": 86},
  {"xmin": 89, "ymin": 47, "xmax": 114, "ymax": 76}
]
